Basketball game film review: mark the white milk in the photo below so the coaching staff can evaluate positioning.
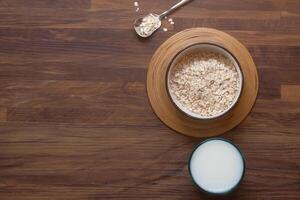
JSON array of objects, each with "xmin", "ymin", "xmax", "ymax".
[{"xmin": 189, "ymin": 139, "xmax": 244, "ymax": 194}]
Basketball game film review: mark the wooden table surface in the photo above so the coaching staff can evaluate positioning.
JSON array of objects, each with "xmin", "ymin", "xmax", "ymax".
[{"xmin": 0, "ymin": 0, "xmax": 299, "ymax": 199}]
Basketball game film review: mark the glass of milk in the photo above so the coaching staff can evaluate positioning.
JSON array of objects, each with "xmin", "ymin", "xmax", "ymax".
[{"xmin": 188, "ymin": 138, "xmax": 245, "ymax": 195}]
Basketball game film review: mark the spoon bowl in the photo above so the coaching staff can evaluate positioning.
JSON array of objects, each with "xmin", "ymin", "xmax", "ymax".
[{"xmin": 134, "ymin": 13, "xmax": 161, "ymax": 38}]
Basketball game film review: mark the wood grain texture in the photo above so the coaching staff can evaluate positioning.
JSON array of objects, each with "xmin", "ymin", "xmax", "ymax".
[
  {"xmin": 0, "ymin": 0, "xmax": 299, "ymax": 199},
  {"xmin": 147, "ymin": 28, "xmax": 259, "ymax": 137}
]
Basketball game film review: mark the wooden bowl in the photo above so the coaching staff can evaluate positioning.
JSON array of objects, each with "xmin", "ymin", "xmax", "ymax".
[
  {"xmin": 147, "ymin": 28, "xmax": 259, "ymax": 138},
  {"xmin": 166, "ymin": 43, "xmax": 244, "ymax": 120}
]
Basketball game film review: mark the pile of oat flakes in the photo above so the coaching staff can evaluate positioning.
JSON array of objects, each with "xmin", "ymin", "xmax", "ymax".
[{"xmin": 169, "ymin": 51, "xmax": 240, "ymax": 117}]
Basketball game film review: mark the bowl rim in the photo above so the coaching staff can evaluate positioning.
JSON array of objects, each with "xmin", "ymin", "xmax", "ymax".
[
  {"xmin": 165, "ymin": 42, "xmax": 244, "ymax": 120},
  {"xmin": 188, "ymin": 137, "xmax": 246, "ymax": 196}
]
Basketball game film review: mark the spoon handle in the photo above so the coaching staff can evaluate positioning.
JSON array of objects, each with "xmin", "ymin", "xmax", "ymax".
[{"xmin": 159, "ymin": 0, "xmax": 193, "ymax": 19}]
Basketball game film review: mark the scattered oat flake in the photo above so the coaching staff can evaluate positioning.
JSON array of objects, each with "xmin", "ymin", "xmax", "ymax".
[
  {"xmin": 168, "ymin": 18, "xmax": 173, "ymax": 22},
  {"xmin": 170, "ymin": 21, "xmax": 175, "ymax": 25},
  {"xmin": 164, "ymin": 16, "xmax": 168, "ymax": 19},
  {"xmin": 134, "ymin": 2, "xmax": 139, "ymax": 7},
  {"xmin": 135, "ymin": 7, "xmax": 139, "ymax": 12},
  {"xmin": 163, "ymin": 28, "xmax": 168, "ymax": 32}
]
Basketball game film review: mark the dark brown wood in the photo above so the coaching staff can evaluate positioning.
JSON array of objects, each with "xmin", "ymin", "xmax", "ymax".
[{"xmin": 0, "ymin": 0, "xmax": 299, "ymax": 199}]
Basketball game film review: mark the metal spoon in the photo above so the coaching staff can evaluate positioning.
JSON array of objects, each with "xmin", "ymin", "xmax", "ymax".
[{"xmin": 134, "ymin": 0, "xmax": 194, "ymax": 38}]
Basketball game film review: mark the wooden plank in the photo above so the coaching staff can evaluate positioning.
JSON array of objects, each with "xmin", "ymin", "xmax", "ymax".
[
  {"xmin": 0, "ymin": 107, "xmax": 7, "ymax": 122},
  {"xmin": 281, "ymin": 85, "xmax": 300, "ymax": 102},
  {"xmin": 253, "ymin": 99, "xmax": 300, "ymax": 113},
  {"xmin": 0, "ymin": 80, "xmax": 146, "ymax": 107},
  {"xmin": 0, "ymin": 0, "xmax": 91, "ymax": 8}
]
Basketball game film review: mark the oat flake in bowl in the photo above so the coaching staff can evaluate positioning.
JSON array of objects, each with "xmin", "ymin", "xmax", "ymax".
[{"xmin": 167, "ymin": 44, "xmax": 243, "ymax": 119}]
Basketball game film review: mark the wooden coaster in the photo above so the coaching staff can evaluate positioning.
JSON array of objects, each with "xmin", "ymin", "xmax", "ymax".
[{"xmin": 147, "ymin": 28, "xmax": 259, "ymax": 138}]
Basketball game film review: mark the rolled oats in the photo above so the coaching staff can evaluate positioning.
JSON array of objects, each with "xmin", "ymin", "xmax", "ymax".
[{"xmin": 169, "ymin": 51, "xmax": 240, "ymax": 117}]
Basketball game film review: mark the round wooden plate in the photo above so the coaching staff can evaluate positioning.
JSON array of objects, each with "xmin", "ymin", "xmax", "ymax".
[{"xmin": 147, "ymin": 28, "xmax": 259, "ymax": 138}]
